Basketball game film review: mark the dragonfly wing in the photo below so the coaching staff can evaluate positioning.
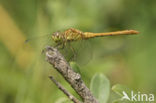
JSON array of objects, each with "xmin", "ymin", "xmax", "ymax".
[
  {"xmin": 59, "ymin": 39, "xmax": 93, "ymax": 66},
  {"xmin": 75, "ymin": 39, "xmax": 93, "ymax": 65}
]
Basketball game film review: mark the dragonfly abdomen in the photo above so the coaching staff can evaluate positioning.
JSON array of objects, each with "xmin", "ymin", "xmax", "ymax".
[{"xmin": 83, "ymin": 30, "xmax": 139, "ymax": 39}]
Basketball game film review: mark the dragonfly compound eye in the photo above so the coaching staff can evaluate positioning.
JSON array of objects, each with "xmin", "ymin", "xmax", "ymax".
[{"xmin": 52, "ymin": 32, "xmax": 61, "ymax": 42}]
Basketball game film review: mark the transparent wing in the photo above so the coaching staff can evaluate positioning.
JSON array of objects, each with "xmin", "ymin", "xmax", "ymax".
[
  {"xmin": 58, "ymin": 39, "xmax": 93, "ymax": 66},
  {"xmin": 24, "ymin": 34, "xmax": 54, "ymax": 51},
  {"xmin": 22, "ymin": 34, "xmax": 55, "ymax": 67}
]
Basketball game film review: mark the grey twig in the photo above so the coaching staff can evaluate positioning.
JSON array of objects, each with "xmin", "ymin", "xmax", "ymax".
[
  {"xmin": 49, "ymin": 76, "xmax": 81, "ymax": 103},
  {"xmin": 44, "ymin": 46, "xmax": 98, "ymax": 103}
]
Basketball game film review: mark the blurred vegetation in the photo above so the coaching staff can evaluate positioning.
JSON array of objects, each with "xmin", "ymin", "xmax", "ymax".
[{"xmin": 0, "ymin": 0, "xmax": 156, "ymax": 103}]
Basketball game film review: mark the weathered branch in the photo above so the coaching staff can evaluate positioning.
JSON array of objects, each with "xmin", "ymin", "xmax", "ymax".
[
  {"xmin": 45, "ymin": 46, "xmax": 98, "ymax": 103},
  {"xmin": 49, "ymin": 76, "xmax": 81, "ymax": 103}
]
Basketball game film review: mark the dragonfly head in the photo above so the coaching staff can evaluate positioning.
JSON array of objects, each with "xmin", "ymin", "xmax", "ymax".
[{"xmin": 52, "ymin": 32, "xmax": 62, "ymax": 42}]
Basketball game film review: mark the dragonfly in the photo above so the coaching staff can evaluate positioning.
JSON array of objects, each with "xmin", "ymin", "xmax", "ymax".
[
  {"xmin": 48, "ymin": 28, "xmax": 139, "ymax": 63},
  {"xmin": 26, "ymin": 28, "xmax": 139, "ymax": 65},
  {"xmin": 52, "ymin": 28, "xmax": 139, "ymax": 47}
]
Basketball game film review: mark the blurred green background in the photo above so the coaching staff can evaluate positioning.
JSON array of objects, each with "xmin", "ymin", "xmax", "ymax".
[{"xmin": 0, "ymin": 0, "xmax": 156, "ymax": 103}]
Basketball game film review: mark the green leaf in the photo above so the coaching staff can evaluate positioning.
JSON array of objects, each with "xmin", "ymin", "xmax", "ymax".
[
  {"xmin": 112, "ymin": 84, "xmax": 142, "ymax": 103},
  {"xmin": 90, "ymin": 73, "xmax": 110, "ymax": 103},
  {"xmin": 112, "ymin": 84, "xmax": 132, "ymax": 97}
]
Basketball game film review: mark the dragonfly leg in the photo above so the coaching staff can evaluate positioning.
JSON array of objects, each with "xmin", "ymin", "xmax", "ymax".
[
  {"xmin": 61, "ymin": 43, "xmax": 65, "ymax": 49},
  {"xmin": 54, "ymin": 42, "xmax": 66, "ymax": 49},
  {"xmin": 58, "ymin": 44, "xmax": 65, "ymax": 49},
  {"xmin": 54, "ymin": 42, "xmax": 61, "ymax": 48}
]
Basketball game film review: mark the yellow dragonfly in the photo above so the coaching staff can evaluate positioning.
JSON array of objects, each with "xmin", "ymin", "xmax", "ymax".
[
  {"xmin": 48, "ymin": 28, "xmax": 139, "ymax": 64},
  {"xmin": 26, "ymin": 28, "xmax": 139, "ymax": 64},
  {"xmin": 52, "ymin": 28, "xmax": 139, "ymax": 47}
]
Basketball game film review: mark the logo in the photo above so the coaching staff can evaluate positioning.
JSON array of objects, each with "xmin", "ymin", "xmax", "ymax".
[{"xmin": 122, "ymin": 91, "xmax": 154, "ymax": 102}]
